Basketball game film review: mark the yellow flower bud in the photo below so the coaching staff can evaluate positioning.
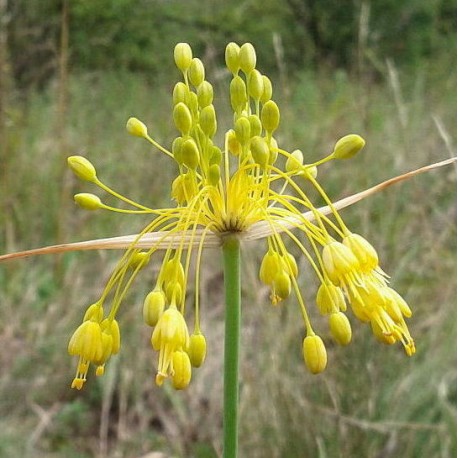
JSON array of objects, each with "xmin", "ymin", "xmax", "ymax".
[
  {"xmin": 143, "ymin": 289, "xmax": 166, "ymax": 327},
  {"xmin": 165, "ymin": 281, "xmax": 183, "ymax": 307},
  {"xmin": 239, "ymin": 42, "xmax": 256, "ymax": 74},
  {"xmin": 171, "ymin": 172, "xmax": 198, "ymax": 204},
  {"xmin": 272, "ymin": 270, "xmax": 291, "ymax": 301},
  {"xmin": 197, "ymin": 81, "xmax": 214, "ymax": 108},
  {"xmin": 329, "ymin": 312, "xmax": 352, "ymax": 345},
  {"xmin": 227, "ymin": 129, "xmax": 243, "ymax": 156},
  {"xmin": 261, "ymin": 100, "xmax": 280, "ymax": 133},
  {"xmin": 248, "ymin": 114, "xmax": 262, "ymax": 137},
  {"xmin": 260, "ymin": 75, "xmax": 273, "ymax": 103},
  {"xmin": 172, "ymin": 136, "xmax": 184, "ymax": 165},
  {"xmin": 268, "ymin": 137, "xmax": 278, "ymax": 165},
  {"xmin": 259, "ymin": 249, "xmax": 282, "ymax": 285},
  {"xmin": 230, "ymin": 75, "xmax": 248, "ymax": 112},
  {"xmin": 67, "ymin": 156, "xmax": 97, "ymax": 182},
  {"xmin": 83, "ymin": 303, "xmax": 103, "ymax": 322},
  {"xmin": 210, "ymin": 146, "xmax": 222, "ymax": 165},
  {"xmin": 316, "ymin": 282, "xmax": 346, "ymax": 315},
  {"xmin": 172, "ymin": 82, "xmax": 189, "ymax": 106},
  {"xmin": 234, "ymin": 116, "xmax": 251, "ymax": 146},
  {"xmin": 303, "ymin": 335, "xmax": 327, "ymax": 374},
  {"xmin": 250, "ymin": 136, "xmax": 269, "ymax": 167},
  {"xmin": 129, "ymin": 251, "xmax": 150, "ymax": 270},
  {"xmin": 172, "ymin": 350, "xmax": 192, "ymax": 390},
  {"xmin": 199, "ymin": 104, "xmax": 217, "ymax": 138},
  {"xmin": 187, "ymin": 91, "xmax": 199, "ymax": 116},
  {"xmin": 174, "ymin": 42, "xmax": 193, "ymax": 72},
  {"xmin": 181, "ymin": 138, "xmax": 200, "ymax": 169},
  {"xmin": 188, "ymin": 57, "xmax": 205, "ymax": 87},
  {"xmin": 173, "ymin": 102, "xmax": 193, "ymax": 135},
  {"xmin": 281, "ymin": 252, "xmax": 298, "ymax": 278},
  {"xmin": 74, "ymin": 193, "xmax": 102, "ymax": 211},
  {"xmin": 303, "ymin": 165, "xmax": 318, "ymax": 179},
  {"xmin": 332, "ymin": 134, "xmax": 365, "ymax": 159},
  {"xmin": 208, "ymin": 163, "xmax": 221, "ymax": 186},
  {"xmin": 188, "ymin": 333, "xmax": 207, "ymax": 367},
  {"xmin": 106, "ymin": 319, "xmax": 120, "ymax": 354},
  {"xmin": 94, "ymin": 318, "xmax": 119, "ymax": 367},
  {"xmin": 247, "ymin": 69, "xmax": 264, "ymax": 100},
  {"xmin": 225, "ymin": 42, "xmax": 240, "ymax": 74},
  {"xmin": 163, "ymin": 258, "xmax": 185, "ymax": 292},
  {"xmin": 126, "ymin": 117, "xmax": 148, "ymax": 138},
  {"xmin": 285, "ymin": 149, "xmax": 304, "ymax": 173}
]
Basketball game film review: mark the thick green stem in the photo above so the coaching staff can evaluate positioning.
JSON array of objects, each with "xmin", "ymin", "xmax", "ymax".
[{"xmin": 222, "ymin": 235, "xmax": 241, "ymax": 458}]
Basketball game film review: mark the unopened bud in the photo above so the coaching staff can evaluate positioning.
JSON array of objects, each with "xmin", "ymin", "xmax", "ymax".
[
  {"xmin": 68, "ymin": 156, "xmax": 97, "ymax": 182},
  {"xmin": 303, "ymin": 334, "xmax": 327, "ymax": 374},
  {"xmin": 329, "ymin": 312, "xmax": 352, "ymax": 345},
  {"xmin": 173, "ymin": 102, "xmax": 193, "ymax": 135},
  {"xmin": 261, "ymin": 100, "xmax": 280, "ymax": 133},
  {"xmin": 181, "ymin": 138, "xmax": 200, "ymax": 169},
  {"xmin": 230, "ymin": 76, "xmax": 248, "ymax": 112},
  {"xmin": 129, "ymin": 251, "xmax": 150, "ymax": 270},
  {"xmin": 239, "ymin": 43, "xmax": 256, "ymax": 74},
  {"xmin": 172, "ymin": 350, "xmax": 192, "ymax": 390},
  {"xmin": 210, "ymin": 146, "xmax": 222, "ymax": 165},
  {"xmin": 332, "ymin": 134, "xmax": 365, "ymax": 159},
  {"xmin": 268, "ymin": 137, "xmax": 278, "ymax": 164},
  {"xmin": 74, "ymin": 193, "xmax": 102, "ymax": 211},
  {"xmin": 281, "ymin": 252, "xmax": 298, "ymax": 278},
  {"xmin": 260, "ymin": 76, "xmax": 273, "ymax": 103},
  {"xmin": 250, "ymin": 136, "xmax": 269, "ymax": 167},
  {"xmin": 303, "ymin": 165, "xmax": 318, "ymax": 179},
  {"xmin": 172, "ymin": 136, "xmax": 184, "ymax": 165},
  {"xmin": 199, "ymin": 104, "xmax": 217, "ymax": 138},
  {"xmin": 83, "ymin": 303, "xmax": 103, "ymax": 322},
  {"xmin": 174, "ymin": 43, "xmax": 193, "ymax": 72},
  {"xmin": 285, "ymin": 149, "xmax": 304, "ymax": 173},
  {"xmin": 188, "ymin": 333, "xmax": 207, "ymax": 367},
  {"xmin": 248, "ymin": 114, "xmax": 262, "ymax": 137},
  {"xmin": 172, "ymin": 82, "xmax": 189, "ymax": 106},
  {"xmin": 225, "ymin": 42, "xmax": 240, "ymax": 74},
  {"xmin": 235, "ymin": 116, "xmax": 251, "ymax": 145},
  {"xmin": 208, "ymin": 164, "xmax": 221, "ymax": 185},
  {"xmin": 197, "ymin": 81, "xmax": 214, "ymax": 108},
  {"xmin": 143, "ymin": 289, "xmax": 166, "ymax": 327},
  {"xmin": 227, "ymin": 129, "xmax": 242, "ymax": 156},
  {"xmin": 188, "ymin": 58, "xmax": 205, "ymax": 87},
  {"xmin": 259, "ymin": 250, "xmax": 282, "ymax": 285},
  {"xmin": 273, "ymin": 270, "xmax": 291, "ymax": 301},
  {"xmin": 126, "ymin": 117, "xmax": 148, "ymax": 138},
  {"xmin": 248, "ymin": 69, "xmax": 264, "ymax": 100},
  {"xmin": 316, "ymin": 282, "xmax": 347, "ymax": 315}
]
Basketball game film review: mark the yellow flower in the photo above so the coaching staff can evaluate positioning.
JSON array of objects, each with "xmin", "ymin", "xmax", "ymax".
[
  {"xmin": 151, "ymin": 304, "xmax": 190, "ymax": 386},
  {"xmin": 63, "ymin": 42, "xmax": 417, "ymax": 389}
]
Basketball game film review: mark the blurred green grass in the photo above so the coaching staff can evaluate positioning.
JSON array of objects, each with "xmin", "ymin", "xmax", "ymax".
[{"xmin": 0, "ymin": 55, "xmax": 456, "ymax": 458}]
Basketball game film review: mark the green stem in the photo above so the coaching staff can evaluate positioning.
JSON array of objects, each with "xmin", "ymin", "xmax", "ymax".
[{"xmin": 222, "ymin": 235, "xmax": 241, "ymax": 458}]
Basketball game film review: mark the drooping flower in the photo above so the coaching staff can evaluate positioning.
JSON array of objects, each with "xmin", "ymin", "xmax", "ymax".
[{"xmin": 63, "ymin": 42, "xmax": 417, "ymax": 390}]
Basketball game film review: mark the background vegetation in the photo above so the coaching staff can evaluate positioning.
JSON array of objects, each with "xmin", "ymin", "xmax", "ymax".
[{"xmin": 0, "ymin": 0, "xmax": 456, "ymax": 457}]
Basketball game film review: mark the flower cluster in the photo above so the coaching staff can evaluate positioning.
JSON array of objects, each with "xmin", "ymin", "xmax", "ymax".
[{"xmin": 67, "ymin": 42, "xmax": 414, "ymax": 390}]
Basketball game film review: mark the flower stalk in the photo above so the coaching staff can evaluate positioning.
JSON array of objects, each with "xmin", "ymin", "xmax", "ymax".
[{"xmin": 222, "ymin": 235, "xmax": 241, "ymax": 458}]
